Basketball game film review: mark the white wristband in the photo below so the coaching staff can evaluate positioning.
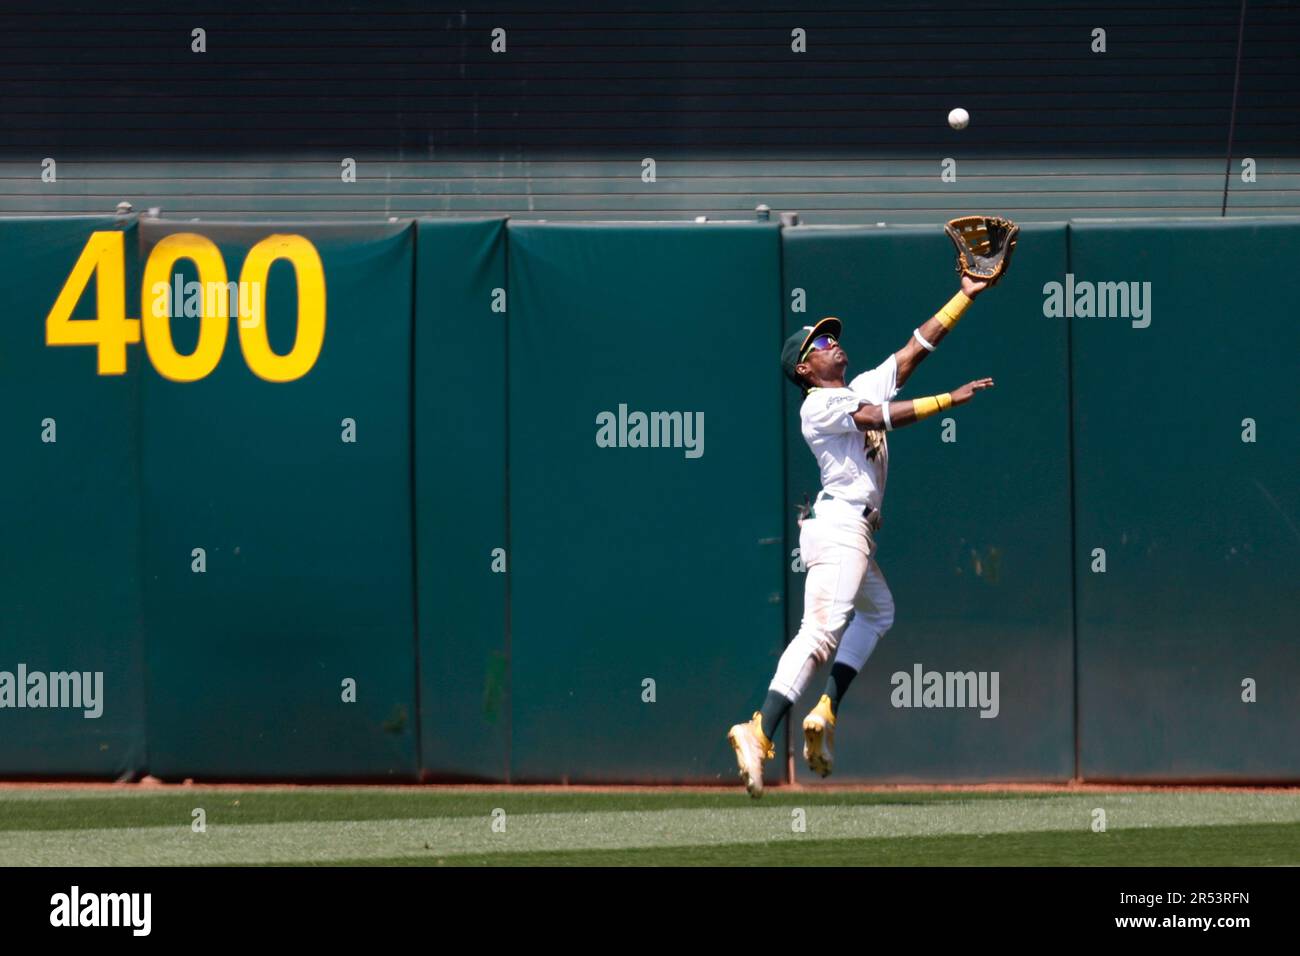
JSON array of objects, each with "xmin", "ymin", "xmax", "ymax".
[
  {"xmin": 913, "ymin": 327, "xmax": 936, "ymax": 351},
  {"xmin": 881, "ymin": 401, "xmax": 893, "ymax": 431}
]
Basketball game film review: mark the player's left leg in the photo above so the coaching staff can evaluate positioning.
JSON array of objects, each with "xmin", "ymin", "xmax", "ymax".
[
  {"xmin": 728, "ymin": 514, "xmax": 869, "ymax": 797},
  {"xmin": 802, "ymin": 557, "xmax": 895, "ymax": 777}
]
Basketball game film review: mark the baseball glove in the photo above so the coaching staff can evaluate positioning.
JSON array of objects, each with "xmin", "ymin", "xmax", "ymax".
[{"xmin": 945, "ymin": 215, "xmax": 1019, "ymax": 286}]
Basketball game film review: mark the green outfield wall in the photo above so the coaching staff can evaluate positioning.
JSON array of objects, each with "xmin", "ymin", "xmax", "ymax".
[
  {"xmin": 414, "ymin": 219, "xmax": 510, "ymax": 781},
  {"xmin": 0, "ymin": 215, "xmax": 1295, "ymax": 782},
  {"xmin": 0, "ymin": 217, "xmax": 146, "ymax": 777},
  {"xmin": 136, "ymin": 221, "xmax": 418, "ymax": 780},
  {"xmin": 506, "ymin": 222, "xmax": 786, "ymax": 784},
  {"xmin": 1070, "ymin": 219, "xmax": 1300, "ymax": 781}
]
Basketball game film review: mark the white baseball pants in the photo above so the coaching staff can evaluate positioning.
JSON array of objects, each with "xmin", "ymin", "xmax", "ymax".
[{"xmin": 769, "ymin": 499, "xmax": 896, "ymax": 701}]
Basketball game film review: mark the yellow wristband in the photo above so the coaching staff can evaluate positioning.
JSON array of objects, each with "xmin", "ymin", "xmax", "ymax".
[
  {"xmin": 934, "ymin": 291, "xmax": 972, "ymax": 330},
  {"xmin": 912, "ymin": 393, "xmax": 954, "ymax": 420}
]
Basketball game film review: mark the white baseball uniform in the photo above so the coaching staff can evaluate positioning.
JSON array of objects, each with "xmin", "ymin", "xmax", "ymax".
[{"xmin": 769, "ymin": 353, "xmax": 899, "ymax": 700}]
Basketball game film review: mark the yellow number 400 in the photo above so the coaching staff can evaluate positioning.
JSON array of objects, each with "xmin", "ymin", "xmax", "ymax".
[{"xmin": 46, "ymin": 230, "xmax": 326, "ymax": 382}]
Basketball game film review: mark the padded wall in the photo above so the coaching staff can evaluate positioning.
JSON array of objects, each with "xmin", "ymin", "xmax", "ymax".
[{"xmin": 507, "ymin": 222, "xmax": 786, "ymax": 782}]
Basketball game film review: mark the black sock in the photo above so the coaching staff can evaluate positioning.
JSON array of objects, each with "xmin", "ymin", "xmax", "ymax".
[
  {"xmin": 758, "ymin": 690, "xmax": 792, "ymax": 743},
  {"xmin": 823, "ymin": 663, "xmax": 859, "ymax": 716}
]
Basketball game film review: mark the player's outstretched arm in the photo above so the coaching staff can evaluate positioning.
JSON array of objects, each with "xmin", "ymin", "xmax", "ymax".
[
  {"xmin": 851, "ymin": 377, "xmax": 994, "ymax": 431},
  {"xmin": 893, "ymin": 275, "xmax": 990, "ymax": 389}
]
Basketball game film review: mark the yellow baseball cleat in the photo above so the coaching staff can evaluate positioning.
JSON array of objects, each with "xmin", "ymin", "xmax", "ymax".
[
  {"xmin": 727, "ymin": 712, "xmax": 774, "ymax": 798},
  {"xmin": 802, "ymin": 694, "xmax": 836, "ymax": 778}
]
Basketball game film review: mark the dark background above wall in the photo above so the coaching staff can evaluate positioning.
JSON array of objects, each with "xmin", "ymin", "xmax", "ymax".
[{"xmin": 1, "ymin": 1, "xmax": 1297, "ymax": 221}]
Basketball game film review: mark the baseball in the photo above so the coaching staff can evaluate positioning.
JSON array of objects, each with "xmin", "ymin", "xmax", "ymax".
[{"xmin": 948, "ymin": 107, "xmax": 970, "ymax": 130}]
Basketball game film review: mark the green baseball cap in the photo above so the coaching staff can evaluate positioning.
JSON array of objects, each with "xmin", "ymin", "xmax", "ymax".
[{"xmin": 781, "ymin": 317, "xmax": 842, "ymax": 387}]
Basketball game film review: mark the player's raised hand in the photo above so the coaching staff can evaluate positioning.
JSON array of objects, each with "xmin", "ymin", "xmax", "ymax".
[
  {"xmin": 951, "ymin": 377, "xmax": 995, "ymax": 404},
  {"xmin": 960, "ymin": 275, "xmax": 990, "ymax": 298}
]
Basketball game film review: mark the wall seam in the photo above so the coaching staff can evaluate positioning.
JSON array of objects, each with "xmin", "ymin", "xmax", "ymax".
[
  {"xmin": 503, "ymin": 219, "xmax": 513, "ymax": 784},
  {"xmin": 407, "ymin": 220, "xmax": 424, "ymax": 780},
  {"xmin": 130, "ymin": 215, "xmax": 151, "ymax": 780},
  {"xmin": 1065, "ymin": 222, "xmax": 1081, "ymax": 782}
]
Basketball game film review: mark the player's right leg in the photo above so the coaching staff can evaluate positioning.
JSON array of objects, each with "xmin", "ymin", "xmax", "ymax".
[{"xmin": 728, "ymin": 518, "xmax": 868, "ymax": 797}]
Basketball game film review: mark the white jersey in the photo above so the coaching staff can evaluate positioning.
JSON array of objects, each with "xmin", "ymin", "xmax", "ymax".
[{"xmin": 799, "ymin": 353, "xmax": 900, "ymax": 514}]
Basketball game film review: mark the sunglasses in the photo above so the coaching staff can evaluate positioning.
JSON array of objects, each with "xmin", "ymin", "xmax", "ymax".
[{"xmin": 800, "ymin": 334, "xmax": 838, "ymax": 362}]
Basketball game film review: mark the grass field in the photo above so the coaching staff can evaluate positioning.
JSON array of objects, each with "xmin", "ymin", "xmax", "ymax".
[{"xmin": 2, "ymin": 786, "xmax": 1298, "ymax": 866}]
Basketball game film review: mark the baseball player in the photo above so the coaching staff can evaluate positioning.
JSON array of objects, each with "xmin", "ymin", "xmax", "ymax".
[{"xmin": 726, "ymin": 273, "xmax": 997, "ymax": 797}]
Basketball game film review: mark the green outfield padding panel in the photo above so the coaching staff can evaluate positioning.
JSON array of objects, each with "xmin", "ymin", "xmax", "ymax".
[
  {"xmin": 414, "ymin": 219, "xmax": 510, "ymax": 781},
  {"xmin": 138, "ymin": 221, "xmax": 417, "ymax": 779},
  {"xmin": 1071, "ymin": 218, "xmax": 1300, "ymax": 780},
  {"xmin": 782, "ymin": 224, "xmax": 1075, "ymax": 783},
  {"xmin": 0, "ymin": 217, "xmax": 146, "ymax": 777},
  {"xmin": 508, "ymin": 222, "xmax": 786, "ymax": 783}
]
